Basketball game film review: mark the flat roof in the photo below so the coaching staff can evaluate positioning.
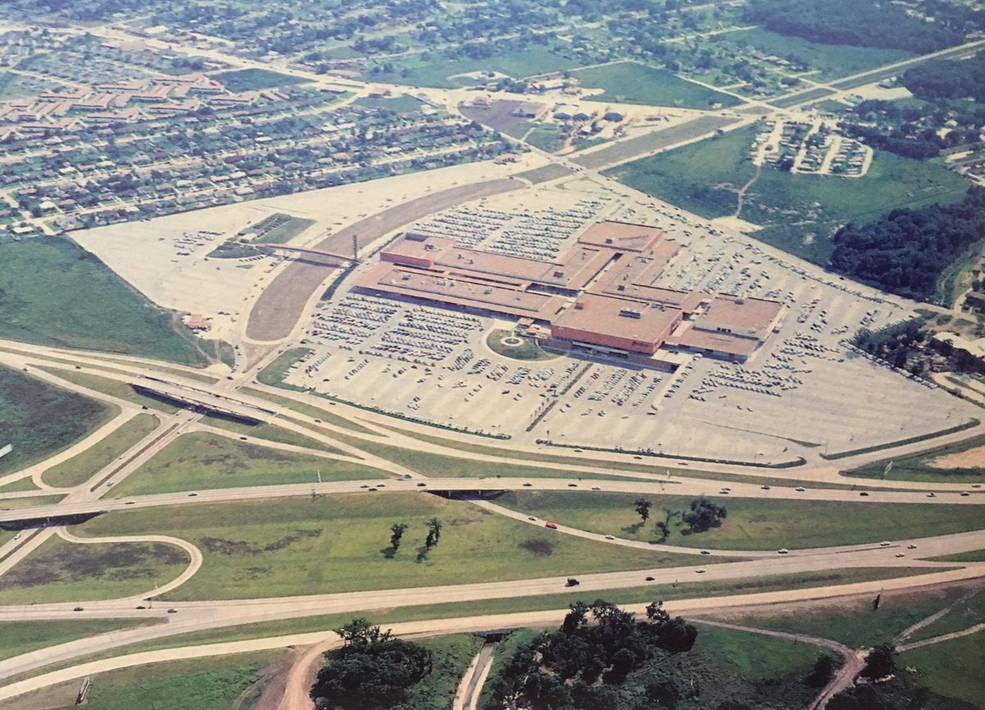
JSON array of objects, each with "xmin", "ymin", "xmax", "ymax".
[
  {"xmin": 577, "ymin": 220, "xmax": 665, "ymax": 252},
  {"xmin": 697, "ymin": 294, "xmax": 783, "ymax": 335},
  {"xmin": 668, "ymin": 328, "xmax": 759, "ymax": 357},
  {"xmin": 553, "ymin": 293, "xmax": 681, "ymax": 345},
  {"xmin": 356, "ymin": 262, "xmax": 561, "ymax": 319}
]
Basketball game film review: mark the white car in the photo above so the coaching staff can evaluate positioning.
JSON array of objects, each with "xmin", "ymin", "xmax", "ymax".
[{"xmin": 777, "ymin": 548, "xmax": 789, "ymax": 555}]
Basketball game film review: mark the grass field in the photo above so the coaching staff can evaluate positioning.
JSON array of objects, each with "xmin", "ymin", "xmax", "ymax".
[
  {"xmin": 607, "ymin": 124, "xmax": 969, "ymax": 263},
  {"xmin": 727, "ymin": 582, "xmax": 978, "ymax": 648},
  {"xmin": 499, "ymin": 491, "xmax": 985, "ymax": 550},
  {"xmin": 0, "ymin": 650, "xmax": 284, "ymax": 710},
  {"xmin": 42, "ymin": 413, "xmax": 159, "ymax": 488},
  {"xmin": 908, "ymin": 587, "xmax": 985, "ymax": 642},
  {"xmin": 255, "ymin": 347, "xmax": 312, "ymax": 388},
  {"xmin": 81, "ymin": 494, "xmax": 701, "ymax": 601},
  {"xmin": 108, "ymin": 432, "xmax": 384, "ymax": 497},
  {"xmin": 523, "ymin": 123, "xmax": 565, "ymax": 152},
  {"xmin": 36, "ymin": 367, "xmax": 181, "ymax": 413},
  {"xmin": 846, "ymin": 435, "xmax": 985, "ymax": 483},
  {"xmin": 254, "ymin": 215, "xmax": 316, "ymax": 244},
  {"xmin": 240, "ymin": 386, "xmax": 374, "ymax": 434},
  {"xmin": 902, "ymin": 630, "xmax": 985, "ymax": 707},
  {"xmin": 0, "ymin": 365, "xmax": 116, "ymax": 476},
  {"xmin": 0, "ymin": 494, "xmax": 64, "ymax": 510},
  {"xmin": 0, "ymin": 619, "xmax": 158, "ymax": 662},
  {"xmin": 927, "ymin": 549, "xmax": 985, "ymax": 563},
  {"xmin": 725, "ymin": 28, "xmax": 914, "ymax": 80},
  {"xmin": 0, "ymin": 239, "xmax": 208, "ymax": 365},
  {"xmin": 366, "ymin": 44, "xmax": 582, "ymax": 88},
  {"xmin": 354, "ymin": 94, "xmax": 424, "ymax": 113},
  {"xmin": 486, "ymin": 329, "xmax": 559, "ymax": 361},
  {"xmin": 212, "ymin": 68, "xmax": 307, "ymax": 91},
  {"xmin": 573, "ymin": 61, "xmax": 741, "ymax": 108},
  {"xmin": 198, "ymin": 414, "xmax": 343, "ymax": 453},
  {"xmin": 406, "ymin": 635, "xmax": 485, "ymax": 709},
  {"xmin": 0, "ymin": 476, "xmax": 39, "ymax": 492},
  {"xmin": 0, "ymin": 538, "xmax": 189, "ymax": 604}
]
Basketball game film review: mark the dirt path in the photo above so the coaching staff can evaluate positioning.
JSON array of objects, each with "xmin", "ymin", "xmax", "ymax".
[
  {"xmin": 689, "ymin": 618, "xmax": 862, "ymax": 710},
  {"xmin": 895, "ymin": 588, "xmax": 980, "ymax": 644},
  {"xmin": 733, "ymin": 163, "xmax": 762, "ymax": 219},
  {"xmin": 245, "ymin": 178, "xmax": 520, "ymax": 343},
  {"xmin": 898, "ymin": 621, "xmax": 985, "ymax": 652}
]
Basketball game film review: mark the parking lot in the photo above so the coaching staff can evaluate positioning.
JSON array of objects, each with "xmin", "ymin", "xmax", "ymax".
[{"xmin": 282, "ymin": 182, "xmax": 979, "ymax": 462}]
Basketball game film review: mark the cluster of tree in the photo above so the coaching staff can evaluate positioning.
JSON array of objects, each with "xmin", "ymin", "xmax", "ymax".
[
  {"xmin": 743, "ymin": 0, "xmax": 961, "ymax": 53},
  {"xmin": 854, "ymin": 318, "xmax": 985, "ymax": 377},
  {"xmin": 310, "ymin": 618, "xmax": 433, "ymax": 710},
  {"xmin": 682, "ymin": 497, "xmax": 728, "ymax": 533},
  {"xmin": 486, "ymin": 600, "xmax": 697, "ymax": 708},
  {"xmin": 829, "ymin": 187, "xmax": 985, "ymax": 301},
  {"xmin": 901, "ymin": 52, "xmax": 985, "ymax": 103}
]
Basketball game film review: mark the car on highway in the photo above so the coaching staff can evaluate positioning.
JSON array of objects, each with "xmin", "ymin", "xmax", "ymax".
[
  {"xmin": 605, "ymin": 535, "xmax": 615, "ymax": 540},
  {"xmin": 523, "ymin": 482, "xmax": 532, "ymax": 487},
  {"xmin": 794, "ymin": 487, "xmax": 806, "ymax": 492},
  {"xmin": 73, "ymin": 607, "xmax": 84, "ymax": 612},
  {"xmin": 645, "ymin": 576, "xmax": 655, "ymax": 582},
  {"xmin": 879, "ymin": 541, "xmax": 891, "ymax": 547},
  {"xmin": 760, "ymin": 485, "xmax": 771, "ymax": 490},
  {"xmin": 565, "ymin": 578, "xmax": 580, "ymax": 587},
  {"xmin": 907, "ymin": 544, "xmax": 917, "ymax": 549},
  {"xmin": 700, "ymin": 550, "xmax": 711, "ymax": 555},
  {"xmin": 545, "ymin": 522, "xmax": 558, "ymax": 530},
  {"xmin": 859, "ymin": 491, "xmax": 869, "ymax": 497},
  {"xmin": 695, "ymin": 569, "xmax": 706, "ymax": 574},
  {"xmin": 777, "ymin": 548, "xmax": 789, "ymax": 554},
  {"xmin": 167, "ymin": 608, "xmax": 178, "ymax": 614},
  {"xmin": 528, "ymin": 516, "xmax": 537, "ymax": 522}
]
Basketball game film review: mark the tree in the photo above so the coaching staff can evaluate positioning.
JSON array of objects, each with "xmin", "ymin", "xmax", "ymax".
[
  {"xmin": 389, "ymin": 522, "xmax": 407, "ymax": 553},
  {"xmin": 312, "ymin": 619, "xmax": 432, "ymax": 709},
  {"xmin": 860, "ymin": 643, "xmax": 896, "ymax": 679},
  {"xmin": 634, "ymin": 498, "xmax": 652, "ymax": 524},
  {"xmin": 424, "ymin": 517, "xmax": 442, "ymax": 550},
  {"xmin": 806, "ymin": 653, "xmax": 836, "ymax": 687}
]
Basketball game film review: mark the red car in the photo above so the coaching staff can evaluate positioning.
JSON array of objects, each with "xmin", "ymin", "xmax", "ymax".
[{"xmin": 545, "ymin": 522, "xmax": 558, "ymax": 530}]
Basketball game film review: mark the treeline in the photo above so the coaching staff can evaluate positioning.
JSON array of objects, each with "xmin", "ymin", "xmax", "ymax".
[
  {"xmin": 743, "ymin": 0, "xmax": 961, "ymax": 53},
  {"xmin": 901, "ymin": 52, "xmax": 985, "ymax": 102},
  {"xmin": 842, "ymin": 122, "xmax": 944, "ymax": 161},
  {"xmin": 830, "ymin": 187, "xmax": 985, "ymax": 301}
]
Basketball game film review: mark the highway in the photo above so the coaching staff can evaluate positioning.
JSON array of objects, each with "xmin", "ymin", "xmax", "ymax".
[{"xmin": 0, "ymin": 24, "xmax": 983, "ymax": 707}]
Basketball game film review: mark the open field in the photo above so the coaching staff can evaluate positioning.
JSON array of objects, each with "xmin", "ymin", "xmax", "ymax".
[
  {"xmin": 573, "ymin": 62, "xmax": 741, "ymax": 108},
  {"xmin": 0, "ymin": 650, "xmax": 284, "ymax": 710},
  {"xmin": 354, "ymin": 94, "xmax": 424, "ymax": 114},
  {"xmin": 500, "ymin": 491, "xmax": 985, "ymax": 550},
  {"xmin": 107, "ymin": 432, "xmax": 384, "ymax": 497},
  {"xmin": 846, "ymin": 435, "xmax": 985, "ymax": 484},
  {"xmin": 198, "ymin": 415, "xmax": 343, "ymax": 453},
  {"xmin": 908, "ymin": 587, "xmax": 985, "ymax": 642},
  {"xmin": 0, "ymin": 619, "xmax": 158, "ymax": 663},
  {"xmin": 0, "ymin": 365, "xmax": 116, "ymax": 476},
  {"xmin": 366, "ymin": 45, "xmax": 582, "ymax": 88},
  {"xmin": 80, "ymin": 495, "xmax": 700, "ymax": 601},
  {"xmin": 256, "ymin": 348, "xmax": 313, "ymax": 388},
  {"xmin": 36, "ymin": 368, "xmax": 180, "ymax": 414},
  {"xmin": 608, "ymin": 125, "xmax": 969, "ymax": 263},
  {"xmin": 254, "ymin": 215, "xmax": 316, "ymax": 245},
  {"xmin": 42, "ymin": 413, "xmax": 160, "ymax": 488},
  {"xmin": 902, "ymin": 631, "xmax": 985, "ymax": 707},
  {"xmin": 0, "ymin": 239, "xmax": 207, "ymax": 365},
  {"xmin": 0, "ymin": 539, "xmax": 189, "ymax": 605},
  {"xmin": 211, "ymin": 68, "xmax": 307, "ymax": 91},
  {"xmin": 727, "ymin": 27, "xmax": 914, "ymax": 80},
  {"xmin": 720, "ymin": 582, "xmax": 982, "ymax": 648}
]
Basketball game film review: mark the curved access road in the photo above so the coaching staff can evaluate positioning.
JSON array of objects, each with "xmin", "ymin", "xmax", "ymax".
[{"xmin": 245, "ymin": 178, "xmax": 521, "ymax": 343}]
